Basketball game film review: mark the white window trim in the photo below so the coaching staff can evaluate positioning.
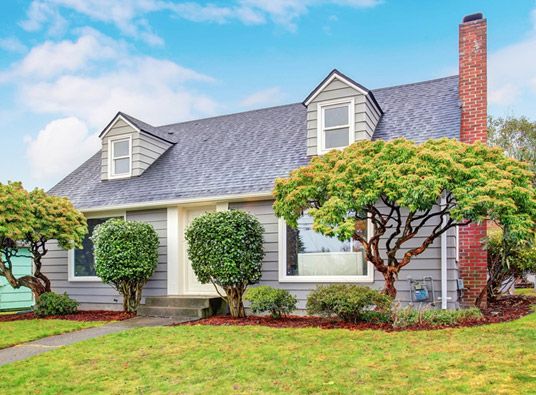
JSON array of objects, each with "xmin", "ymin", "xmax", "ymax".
[
  {"xmin": 278, "ymin": 217, "xmax": 374, "ymax": 283},
  {"xmin": 68, "ymin": 212, "xmax": 126, "ymax": 282},
  {"xmin": 108, "ymin": 135, "xmax": 132, "ymax": 179},
  {"xmin": 317, "ymin": 97, "xmax": 355, "ymax": 155}
]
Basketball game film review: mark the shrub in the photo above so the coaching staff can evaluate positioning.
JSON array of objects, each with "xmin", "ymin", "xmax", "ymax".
[
  {"xmin": 185, "ymin": 210, "xmax": 264, "ymax": 318},
  {"xmin": 92, "ymin": 219, "xmax": 159, "ymax": 312},
  {"xmin": 244, "ymin": 286, "xmax": 297, "ymax": 318},
  {"xmin": 485, "ymin": 228, "xmax": 536, "ymax": 300},
  {"xmin": 392, "ymin": 305, "xmax": 482, "ymax": 328},
  {"xmin": 34, "ymin": 292, "xmax": 78, "ymax": 317},
  {"xmin": 306, "ymin": 284, "xmax": 392, "ymax": 323}
]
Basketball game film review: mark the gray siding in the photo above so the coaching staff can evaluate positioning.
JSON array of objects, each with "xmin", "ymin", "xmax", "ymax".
[
  {"xmin": 101, "ymin": 118, "xmax": 171, "ymax": 180},
  {"xmin": 41, "ymin": 209, "xmax": 168, "ymax": 310},
  {"xmin": 231, "ymin": 200, "xmax": 459, "ymax": 310},
  {"xmin": 134, "ymin": 133, "xmax": 171, "ymax": 176},
  {"xmin": 306, "ymin": 78, "xmax": 381, "ymax": 156}
]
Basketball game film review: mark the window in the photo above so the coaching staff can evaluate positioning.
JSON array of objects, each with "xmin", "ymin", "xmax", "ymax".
[
  {"xmin": 109, "ymin": 136, "xmax": 131, "ymax": 178},
  {"xmin": 69, "ymin": 216, "xmax": 123, "ymax": 281},
  {"xmin": 318, "ymin": 99, "xmax": 354, "ymax": 154},
  {"xmin": 279, "ymin": 213, "xmax": 373, "ymax": 282}
]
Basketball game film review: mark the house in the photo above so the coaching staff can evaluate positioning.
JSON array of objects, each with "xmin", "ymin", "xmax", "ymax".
[
  {"xmin": 43, "ymin": 14, "xmax": 488, "ymax": 314},
  {"xmin": 0, "ymin": 249, "xmax": 33, "ymax": 311}
]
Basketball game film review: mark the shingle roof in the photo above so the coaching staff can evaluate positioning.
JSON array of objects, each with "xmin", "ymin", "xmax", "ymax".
[
  {"xmin": 372, "ymin": 76, "xmax": 460, "ymax": 142},
  {"xmin": 49, "ymin": 75, "xmax": 461, "ymax": 209}
]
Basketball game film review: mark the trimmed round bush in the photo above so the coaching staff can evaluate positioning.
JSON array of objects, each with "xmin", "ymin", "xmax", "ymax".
[
  {"xmin": 34, "ymin": 292, "xmax": 78, "ymax": 317},
  {"xmin": 185, "ymin": 210, "xmax": 264, "ymax": 318},
  {"xmin": 244, "ymin": 286, "xmax": 297, "ymax": 318},
  {"xmin": 307, "ymin": 284, "xmax": 392, "ymax": 323},
  {"xmin": 92, "ymin": 219, "xmax": 159, "ymax": 312}
]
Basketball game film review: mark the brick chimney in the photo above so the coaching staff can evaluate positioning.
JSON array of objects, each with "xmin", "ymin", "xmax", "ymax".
[{"xmin": 458, "ymin": 13, "xmax": 488, "ymax": 307}]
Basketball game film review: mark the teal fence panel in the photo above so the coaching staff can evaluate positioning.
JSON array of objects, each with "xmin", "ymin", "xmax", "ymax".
[{"xmin": 0, "ymin": 249, "xmax": 34, "ymax": 310}]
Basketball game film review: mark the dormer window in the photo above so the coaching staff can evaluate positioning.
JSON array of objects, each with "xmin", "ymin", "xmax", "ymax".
[
  {"xmin": 109, "ymin": 136, "xmax": 132, "ymax": 178},
  {"xmin": 318, "ymin": 98, "xmax": 355, "ymax": 154}
]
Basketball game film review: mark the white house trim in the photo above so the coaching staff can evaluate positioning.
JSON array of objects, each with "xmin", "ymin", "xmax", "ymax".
[
  {"xmin": 277, "ymin": 217, "xmax": 374, "ymax": 283},
  {"xmin": 79, "ymin": 191, "xmax": 273, "ymax": 213},
  {"xmin": 166, "ymin": 206, "xmax": 180, "ymax": 295},
  {"xmin": 68, "ymin": 211, "xmax": 126, "ymax": 282},
  {"xmin": 304, "ymin": 72, "xmax": 368, "ymax": 106},
  {"xmin": 316, "ymin": 97, "xmax": 356, "ymax": 155},
  {"xmin": 107, "ymin": 134, "xmax": 133, "ymax": 179}
]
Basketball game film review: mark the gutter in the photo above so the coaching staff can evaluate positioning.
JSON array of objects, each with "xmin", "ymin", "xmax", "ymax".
[
  {"xmin": 440, "ymin": 195, "xmax": 448, "ymax": 309},
  {"xmin": 79, "ymin": 191, "xmax": 274, "ymax": 213}
]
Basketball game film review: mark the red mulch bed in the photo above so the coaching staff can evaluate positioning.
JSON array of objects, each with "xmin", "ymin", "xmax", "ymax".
[
  {"xmin": 179, "ymin": 295, "xmax": 536, "ymax": 332},
  {"xmin": 0, "ymin": 310, "xmax": 135, "ymax": 323}
]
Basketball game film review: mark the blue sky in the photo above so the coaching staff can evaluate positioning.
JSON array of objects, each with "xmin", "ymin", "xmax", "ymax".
[{"xmin": 1, "ymin": 0, "xmax": 535, "ymax": 190}]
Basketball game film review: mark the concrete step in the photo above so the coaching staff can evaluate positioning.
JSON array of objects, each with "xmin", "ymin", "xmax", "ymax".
[
  {"xmin": 144, "ymin": 296, "xmax": 220, "ymax": 309},
  {"xmin": 138, "ymin": 296, "xmax": 226, "ymax": 318},
  {"xmin": 137, "ymin": 305, "xmax": 209, "ymax": 319}
]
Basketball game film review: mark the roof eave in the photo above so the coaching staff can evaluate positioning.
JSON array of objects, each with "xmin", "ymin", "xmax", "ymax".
[{"xmin": 303, "ymin": 69, "xmax": 383, "ymax": 115}]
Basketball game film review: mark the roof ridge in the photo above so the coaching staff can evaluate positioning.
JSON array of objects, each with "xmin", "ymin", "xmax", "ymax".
[
  {"xmin": 118, "ymin": 111, "xmax": 155, "ymax": 127},
  {"xmin": 156, "ymin": 102, "xmax": 303, "ymax": 129},
  {"xmin": 372, "ymin": 75, "xmax": 458, "ymax": 92}
]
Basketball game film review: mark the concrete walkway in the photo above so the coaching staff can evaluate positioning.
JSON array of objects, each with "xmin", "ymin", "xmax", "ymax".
[{"xmin": 0, "ymin": 316, "xmax": 184, "ymax": 367}]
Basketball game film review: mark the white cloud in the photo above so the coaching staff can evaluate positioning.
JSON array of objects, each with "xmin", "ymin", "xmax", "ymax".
[
  {"xmin": 168, "ymin": 0, "xmax": 381, "ymax": 30},
  {"xmin": 240, "ymin": 87, "xmax": 284, "ymax": 108},
  {"xmin": 24, "ymin": 117, "xmax": 100, "ymax": 181},
  {"xmin": 2, "ymin": 31, "xmax": 218, "ymax": 128},
  {"xmin": 489, "ymin": 7, "xmax": 536, "ymax": 112},
  {"xmin": 20, "ymin": 0, "xmax": 67, "ymax": 35},
  {"xmin": 0, "ymin": 37, "xmax": 28, "ymax": 53},
  {"xmin": 21, "ymin": 0, "xmax": 163, "ymax": 45},
  {"xmin": 10, "ymin": 32, "xmax": 119, "ymax": 80},
  {"xmin": 21, "ymin": 56, "xmax": 217, "ymax": 128},
  {"xmin": 20, "ymin": 0, "xmax": 383, "ymax": 38}
]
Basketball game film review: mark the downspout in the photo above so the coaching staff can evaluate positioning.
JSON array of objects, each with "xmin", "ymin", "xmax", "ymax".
[{"xmin": 440, "ymin": 195, "xmax": 448, "ymax": 310}]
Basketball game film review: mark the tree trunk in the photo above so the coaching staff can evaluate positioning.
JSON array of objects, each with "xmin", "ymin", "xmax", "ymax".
[
  {"xmin": 33, "ymin": 253, "xmax": 51, "ymax": 293},
  {"xmin": 382, "ymin": 270, "xmax": 398, "ymax": 299},
  {"xmin": 0, "ymin": 244, "xmax": 51, "ymax": 300},
  {"xmin": 119, "ymin": 282, "xmax": 145, "ymax": 312},
  {"xmin": 17, "ymin": 275, "xmax": 47, "ymax": 301},
  {"xmin": 226, "ymin": 286, "xmax": 246, "ymax": 318}
]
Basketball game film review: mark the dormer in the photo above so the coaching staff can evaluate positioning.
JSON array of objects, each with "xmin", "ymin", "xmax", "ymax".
[
  {"xmin": 99, "ymin": 112, "xmax": 174, "ymax": 180},
  {"xmin": 303, "ymin": 69, "xmax": 383, "ymax": 156}
]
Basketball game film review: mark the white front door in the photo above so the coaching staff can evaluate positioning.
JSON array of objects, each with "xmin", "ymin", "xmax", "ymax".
[{"xmin": 182, "ymin": 205, "xmax": 219, "ymax": 295}]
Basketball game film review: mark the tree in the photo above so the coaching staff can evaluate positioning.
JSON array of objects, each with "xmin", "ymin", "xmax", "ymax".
[
  {"xmin": 92, "ymin": 219, "xmax": 159, "ymax": 312},
  {"xmin": 0, "ymin": 182, "xmax": 87, "ymax": 300},
  {"xmin": 488, "ymin": 115, "xmax": 536, "ymax": 173},
  {"xmin": 273, "ymin": 138, "xmax": 536, "ymax": 299},
  {"xmin": 485, "ymin": 227, "xmax": 536, "ymax": 300},
  {"xmin": 185, "ymin": 210, "xmax": 265, "ymax": 318}
]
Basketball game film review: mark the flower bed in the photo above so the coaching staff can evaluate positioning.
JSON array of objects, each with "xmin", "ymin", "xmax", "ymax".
[
  {"xmin": 0, "ymin": 310, "xmax": 134, "ymax": 323},
  {"xmin": 181, "ymin": 295, "xmax": 535, "ymax": 331}
]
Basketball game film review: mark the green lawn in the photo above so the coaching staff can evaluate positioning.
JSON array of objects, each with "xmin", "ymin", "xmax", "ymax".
[
  {"xmin": 0, "ymin": 319, "xmax": 104, "ymax": 349},
  {"xmin": 0, "ymin": 312, "xmax": 535, "ymax": 395}
]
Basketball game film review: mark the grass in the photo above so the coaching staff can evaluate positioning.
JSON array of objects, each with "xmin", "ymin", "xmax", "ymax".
[
  {"xmin": 0, "ymin": 319, "xmax": 104, "ymax": 349},
  {"xmin": 515, "ymin": 287, "xmax": 536, "ymax": 296},
  {"xmin": 0, "ymin": 312, "xmax": 535, "ymax": 394}
]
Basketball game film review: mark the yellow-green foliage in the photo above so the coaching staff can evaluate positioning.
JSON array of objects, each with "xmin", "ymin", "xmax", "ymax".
[
  {"xmin": 0, "ymin": 182, "xmax": 87, "ymax": 250},
  {"xmin": 0, "ymin": 182, "xmax": 87, "ymax": 296},
  {"xmin": 0, "ymin": 182, "xmax": 32, "ymax": 242},
  {"xmin": 273, "ymin": 138, "xmax": 535, "ymax": 242}
]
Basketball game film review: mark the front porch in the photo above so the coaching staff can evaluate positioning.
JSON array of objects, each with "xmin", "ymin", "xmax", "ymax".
[{"xmin": 137, "ymin": 296, "xmax": 226, "ymax": 319}]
